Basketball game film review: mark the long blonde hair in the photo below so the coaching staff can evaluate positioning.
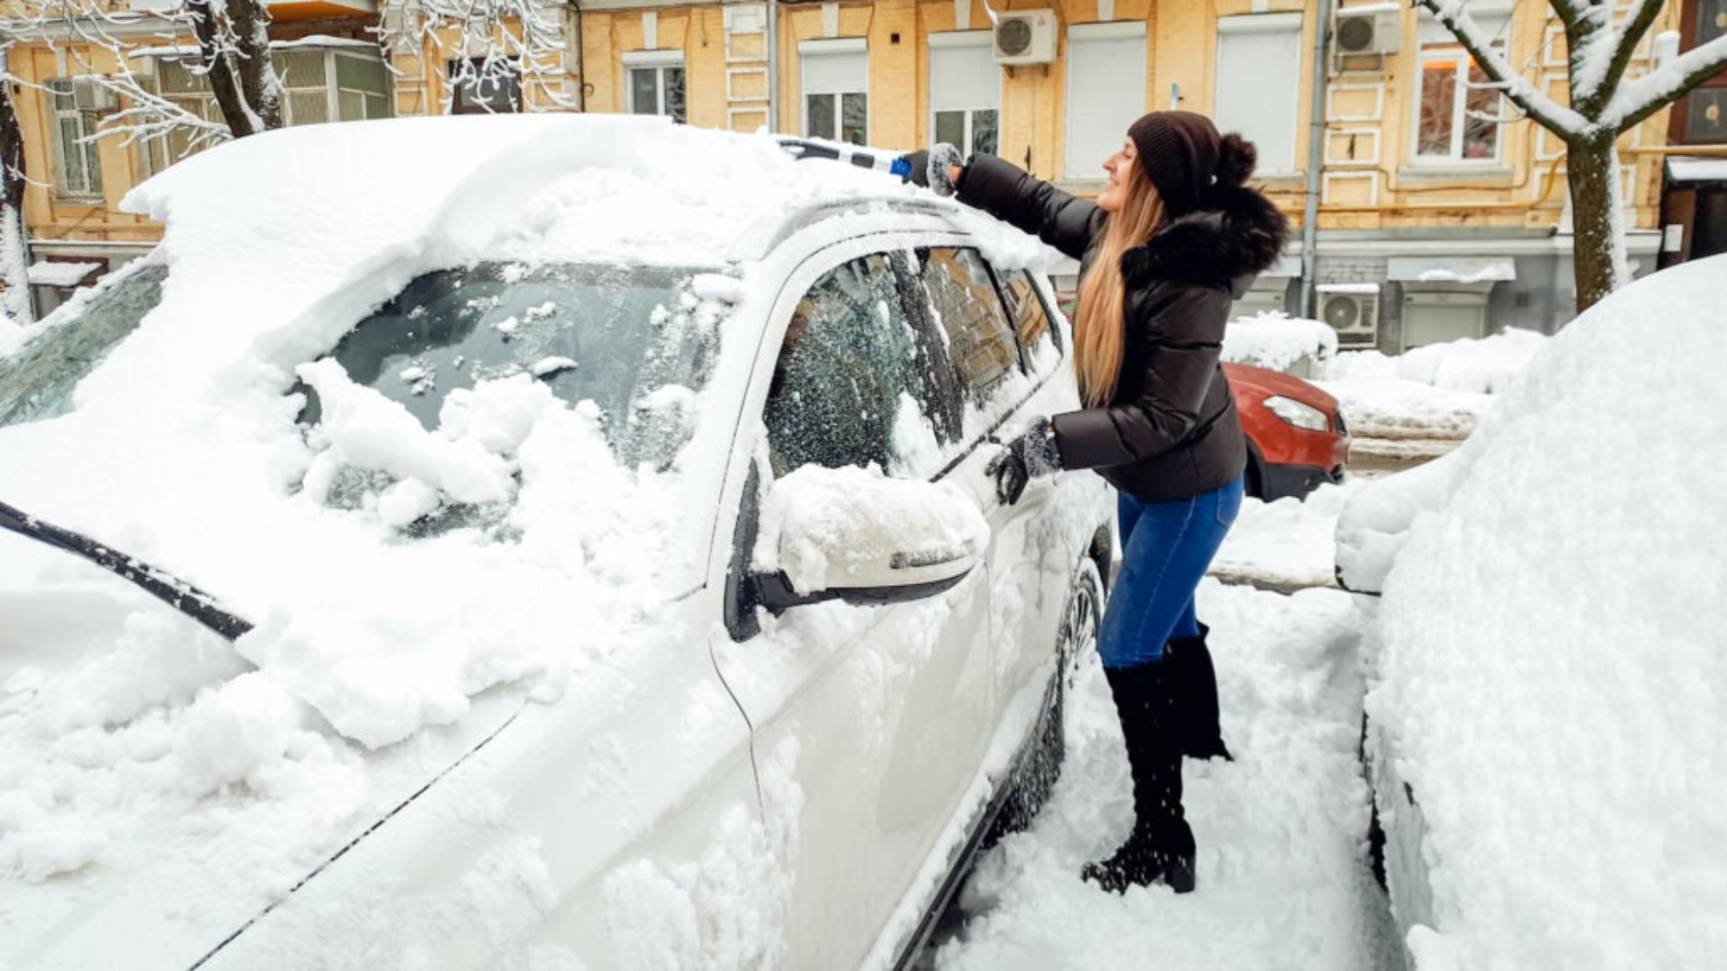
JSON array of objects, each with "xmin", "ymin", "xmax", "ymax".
[{"xmin": 1073, "ymin": 165, "xmax": 1164, "ymax": 405}]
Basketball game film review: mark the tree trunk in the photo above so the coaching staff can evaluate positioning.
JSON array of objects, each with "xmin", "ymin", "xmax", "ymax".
[
  {"xmin": 0, "ymin": 72, "xmax": 32, "ymax": 325},
  {"xmin": 1565, "ymin": 133, "xmax": 1629, "ymax": 314},
  {"xmin": 187, "ymin": 0, "xmax": 284, "ymax": 138}
]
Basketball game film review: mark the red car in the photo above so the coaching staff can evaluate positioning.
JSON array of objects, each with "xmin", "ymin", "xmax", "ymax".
[
  {"xmin": 1051, "ymin": 291, "xmax": 1347, "ymax": 500},
  {"xmin": 1224, "ymin": 362, "xmax": 1349, "ymax": 500}
]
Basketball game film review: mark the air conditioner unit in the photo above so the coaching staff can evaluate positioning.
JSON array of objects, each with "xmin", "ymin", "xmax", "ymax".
[
  {"xmin": 993, "ymin": 10, "xmax": 1057, "ymax": 66},
  {"xmin": 1333, "ymin": 6, "xmax": 1402, "ymax": 57},
  {"xmin": 71, "ymin": 76, "xmax": 118, "ymax": 113},
  {"xmin": 1318, "ymin": 287, "xmax": 1380, "ymax": 347}
]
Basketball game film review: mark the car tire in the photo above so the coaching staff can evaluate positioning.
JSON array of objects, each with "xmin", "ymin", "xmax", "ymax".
[{"xmin": 988, "ymin": 557, "xmax": 1104, "ymax": 842}]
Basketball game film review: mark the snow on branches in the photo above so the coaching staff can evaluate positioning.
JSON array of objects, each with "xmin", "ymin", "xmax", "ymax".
[
  {"xmin": 374, "ymin": 0, "xmax": 574, "ymax": 113},
  {"xmin": 3, "ymin": 0, "xmax": 281, "ymax": 162},
  {"xmin": 1419, "ymin": 0, "xmax": 1727, "ymax": 139},
  {"xmin": 1419, "ymin": 1, "xmax": 1727, "ymax": 308}
]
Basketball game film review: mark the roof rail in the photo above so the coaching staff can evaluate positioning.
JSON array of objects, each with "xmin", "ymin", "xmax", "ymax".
[{"xmin": 739, "ymin": 194, "xmax": 960, "ymax": 260}]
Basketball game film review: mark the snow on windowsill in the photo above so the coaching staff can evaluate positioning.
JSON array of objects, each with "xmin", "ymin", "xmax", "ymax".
[
  {"xmin": 26, "ymin": 261, "xmax": 102, "ymax": 288},
  {"xmin": 1396, "ymin": 163, "xmax": 1514, "ymax": 184}
]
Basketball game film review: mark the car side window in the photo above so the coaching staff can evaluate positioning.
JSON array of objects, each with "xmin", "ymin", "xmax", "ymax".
[
  {"xmin": 763, "ymin": 253, "xmax": 963, "ymax": 479},
  {"xmin": 914, "ymin": 247, "xmax": 1022, "ymax": 404},
  {"xmin": 997, "ymin": 268, "xmax": 1063, "ymax": 363}
]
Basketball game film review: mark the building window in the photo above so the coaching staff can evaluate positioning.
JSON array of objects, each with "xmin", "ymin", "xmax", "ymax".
[
  {"xmin": 623, "ymin": 52, "xmax": 686, "ymax": 123},
  {"xmin": 929, "ymin": 32, "xmax": 998, "ymax": 155},
  {"xmin": 47, "ymin": 80, "xmax": 103, "ymax": 199},
  {"xmin": 1414, "ymin": 12, "xmax": 1509, "ymax": 163},
  {"xmin": 136, "ymin": 48, "xmax": 395, "ymax": 169},
  {"xmin": 1676, "ymin": 0, "xmax": 1727, "ymax": 142},
  {"xmin": 800, "ymin": 39, "xmax": 867, "ymax": 145},
  {"xmin": 449, "ymin": 58, "xmax": 522, "ymax": 114},
  {"xmin": 1064, "ymin": 22, "xmax": 1146, "ymax": 180},
  {"xmin": 1214, "ymin": 13, "xmax": 1303, "ymax": 175}
]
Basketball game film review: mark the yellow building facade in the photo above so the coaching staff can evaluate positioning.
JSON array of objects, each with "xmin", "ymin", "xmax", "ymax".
[{"xmin": 4, "ymin": 0, "xmax": 1700, "ymax": 344}]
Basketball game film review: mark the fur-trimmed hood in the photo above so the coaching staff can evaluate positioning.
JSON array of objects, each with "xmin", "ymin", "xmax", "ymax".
[{"xmin": 1120, "ymin": 183, "xmax": 1289, "ymax": 294}]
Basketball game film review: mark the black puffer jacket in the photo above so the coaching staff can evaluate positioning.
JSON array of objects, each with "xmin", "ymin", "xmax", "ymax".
[{"xmin": 956, "ymin": 155, "xmax": 1288, "ymax": 502}]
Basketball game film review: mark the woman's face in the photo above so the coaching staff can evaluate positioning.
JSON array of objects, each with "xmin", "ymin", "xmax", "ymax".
[{"xmin": 1097, "ymin": 138, "xmax": 1137, "ymax": 213}]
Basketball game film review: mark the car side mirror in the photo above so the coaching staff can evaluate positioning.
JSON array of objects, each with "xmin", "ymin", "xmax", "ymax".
[{"xmin": 749, "ymin": 465, "xmax": 988, "ymax": 615}]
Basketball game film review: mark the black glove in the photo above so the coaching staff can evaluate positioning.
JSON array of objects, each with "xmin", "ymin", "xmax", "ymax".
[
  {"xmin": 897, "ymin": 143, "xmax": 965, "ymax": 197},
  {"xmin": 986, "ymin": 417, "xmax": 1062, "ymax": 505}
]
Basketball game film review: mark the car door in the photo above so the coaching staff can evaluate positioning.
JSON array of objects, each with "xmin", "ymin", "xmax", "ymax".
[
  {"xmin": 911, "ymin": 251, "xmax": 1090, "ymax": 752},
  {"xmin": 709, "ymin": 239, "xmax": 1003, "ymax": 969}
]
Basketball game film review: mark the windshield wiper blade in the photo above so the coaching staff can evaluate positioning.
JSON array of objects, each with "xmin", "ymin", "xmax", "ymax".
[{"xmin": 0, "ymin": 498, "xmax": 253, "ymax": 642}]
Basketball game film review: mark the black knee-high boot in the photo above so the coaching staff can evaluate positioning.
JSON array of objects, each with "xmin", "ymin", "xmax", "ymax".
[
  {"xmin": 1164, "ymin": 623, "xmax": 1232, "ymax": 761},
  {"xmin": 1081, "ymin": 661, "xmax": 1196, "ymax": 894}
]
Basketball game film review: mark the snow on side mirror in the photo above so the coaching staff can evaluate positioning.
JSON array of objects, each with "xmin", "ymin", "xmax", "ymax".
[{"xmin": 751, "ymin": 464, "xmax": 988, "ymax": 613}]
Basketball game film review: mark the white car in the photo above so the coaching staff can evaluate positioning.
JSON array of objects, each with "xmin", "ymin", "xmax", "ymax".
[
  {"xmin": 1334, "ymin": 257, "xmax": 1727, "ymax": 969},
  {"xmin": 0, "ymin": 117, "xmax": 1113, "ymax": 969}
]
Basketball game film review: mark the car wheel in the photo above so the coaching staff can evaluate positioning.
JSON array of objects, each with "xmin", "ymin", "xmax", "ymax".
[{"xmin": 989, "ymin": 557, "xmax": 1104, "ymax": 841}]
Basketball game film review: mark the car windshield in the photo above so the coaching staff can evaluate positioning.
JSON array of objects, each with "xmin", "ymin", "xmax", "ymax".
[
  {"xmin": 0, "ymin": 264, "xmax": 169, "ymax": 428},
  {"xmin": 300, "ymin": 261, "xmax": 723, "ymax": 469}
]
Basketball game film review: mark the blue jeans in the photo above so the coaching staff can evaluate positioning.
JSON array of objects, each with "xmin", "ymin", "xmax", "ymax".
[{"xmin": 1098, "ymin": 475, "xmax": 1245, "ymax": 669}]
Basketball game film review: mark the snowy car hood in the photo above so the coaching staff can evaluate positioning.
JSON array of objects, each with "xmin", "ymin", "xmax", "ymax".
[{"xmin": 0, "ymin": 116, "xmax": 832, "ymax": 960}]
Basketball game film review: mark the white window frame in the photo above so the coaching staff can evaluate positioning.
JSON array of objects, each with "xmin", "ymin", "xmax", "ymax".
[
  {"xmin": 1411, "ymin": 11, "xmax": 1511, "ymax": 166},
  {"xmin": 1063, "ymin": 21, "xmax": 1147, "ymax": 181},
  {"xmin": 927, "ymin": 31, "xmax": 1000, "ymax": 156},
  {"xmin": 799, "ymin": 37, "xmax": 868, "ymax": 144},
  {"xmin": 46, "ymin": 79, "xmax": 103, "ymax": 200},
  {"xmin": 623, "ymin": 50, "xmax": 686, "ymax": 121},
  {"xmin": 1214, "ymin": 13, "xmax": 1304, "ymax": 177}
]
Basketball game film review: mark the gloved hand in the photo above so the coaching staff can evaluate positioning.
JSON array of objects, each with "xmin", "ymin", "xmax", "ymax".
[
  {"xmin": 898, "ymin": 143, "xmax": 965, "ymax": 197},
  {"xmin": 986, "ymin": 417, "xmax": 1062, "ymax": 505}
]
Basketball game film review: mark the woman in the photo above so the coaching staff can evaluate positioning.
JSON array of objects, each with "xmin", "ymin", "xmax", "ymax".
[{"xmin": 904, "ymin": 112, "xmax": 1287, "ymax": 894}]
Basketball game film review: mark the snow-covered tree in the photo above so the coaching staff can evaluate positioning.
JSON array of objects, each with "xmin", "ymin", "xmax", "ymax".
[
  {"xmin": 9, "ymin": 0, "xmax": 284, "ymax": 160},
  {"xmin": 1, "ymin": 45, "xmax": 31, "ymax": 326},
  {"xmin": 375, "ymin": 0, "xmax": 574, "ymax": 113},
  {"xmin": 1419, "ymin": 0, "xmax": 1727, "ymax": 310}
]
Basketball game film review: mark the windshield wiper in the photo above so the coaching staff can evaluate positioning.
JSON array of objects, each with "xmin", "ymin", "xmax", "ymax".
[{"xmin": 0, "ymin": 498, "xmax": 254, "ymax": 641}]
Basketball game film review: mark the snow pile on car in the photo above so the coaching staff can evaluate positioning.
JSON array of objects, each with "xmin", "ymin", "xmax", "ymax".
[
  {"xmin": 1352, "ymin": 257, "xmax": 1727, "ymax": 968},
  {"xmin": 0, "ymin": 113, "xmax": 1063, "ymax": 907},
  {"xmin": 1222, "ymin": 311, "xmax": 1338, "ymax": 374}
]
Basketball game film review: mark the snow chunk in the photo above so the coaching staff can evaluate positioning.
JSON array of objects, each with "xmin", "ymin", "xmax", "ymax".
[
  {"xmin": 529, "ymin": 355, "xmax": 577, "ymax": 378},
  {"xmin": 690, "ymin": 273, "xmax": 745, "ymax": 304},
  {"xmin": 298, "ymin": 358, "xmax": 515, "ymax": 505}
]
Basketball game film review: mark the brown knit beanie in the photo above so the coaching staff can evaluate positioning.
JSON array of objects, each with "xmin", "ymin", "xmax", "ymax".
[{"xmin": 1126, "ymin": 111, "xmax": 1249, "ymax": 216}]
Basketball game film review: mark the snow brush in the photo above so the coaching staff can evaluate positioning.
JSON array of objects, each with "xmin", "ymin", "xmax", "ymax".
[
  {"xmin": 0, "ymin": 498, "xmax": 254, "ymax": 641},
  {"xmin": 776, "ymin": 137, "xmax": 964, "ymax": 196}
]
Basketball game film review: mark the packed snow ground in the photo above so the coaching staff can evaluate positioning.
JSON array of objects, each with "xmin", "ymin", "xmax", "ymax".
[
  {"xmin": 1210, "ymin": 477, "xmax": 1368, "ymax": 590},
  {"xmin": 935, "ymin": 578, "xmax": 1400, "ymax": 971}
]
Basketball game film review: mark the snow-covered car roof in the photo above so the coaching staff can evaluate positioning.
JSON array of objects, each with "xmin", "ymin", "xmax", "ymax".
[
  {"xmin": 0, "ymin": 115, "xmax": 1068, "ymax": 962},
  {"xmin": 1338, "ymin": 256, "xmax": 1727, "ymax": 966}
]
